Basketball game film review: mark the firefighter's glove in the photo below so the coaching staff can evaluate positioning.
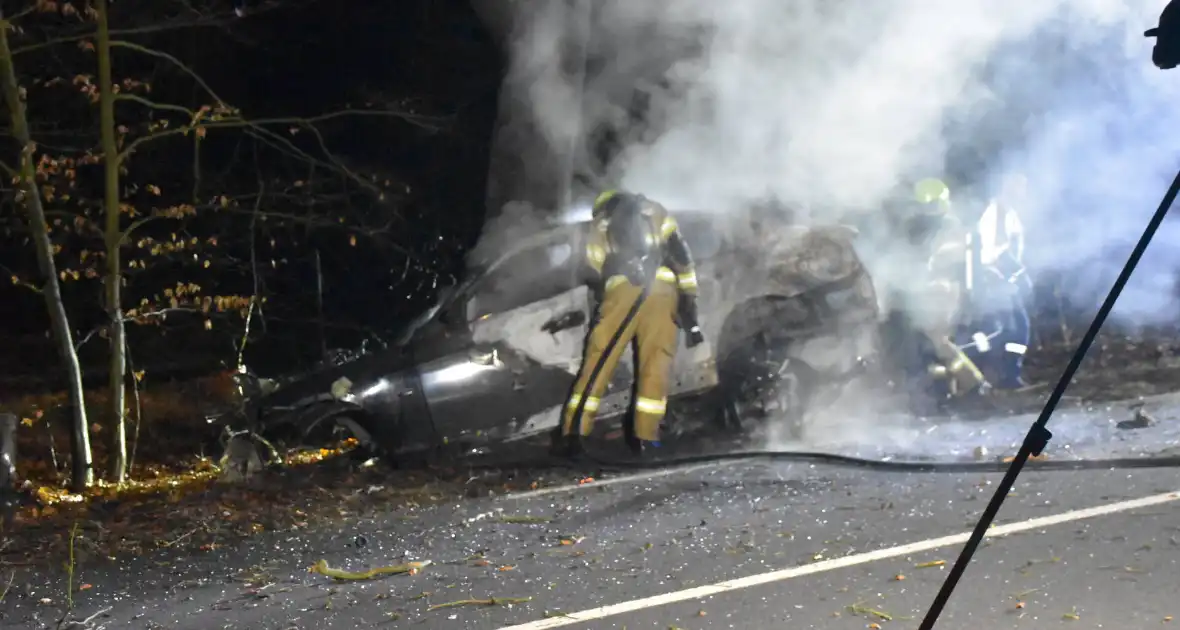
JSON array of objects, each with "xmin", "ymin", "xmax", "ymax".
[{"xmin": 677, "ymin": 294, "xmax": 705, "ymax": 348}]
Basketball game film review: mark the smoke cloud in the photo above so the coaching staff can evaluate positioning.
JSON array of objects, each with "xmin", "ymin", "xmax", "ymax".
[{"xmin": 490, "ymin": 0, "xmax": 1180, "ymax": 324}]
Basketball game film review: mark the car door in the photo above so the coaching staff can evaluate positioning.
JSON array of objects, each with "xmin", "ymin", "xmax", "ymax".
[{"xmin": 418, "ymin": 231, "xmax": 591, "ymax": 443}]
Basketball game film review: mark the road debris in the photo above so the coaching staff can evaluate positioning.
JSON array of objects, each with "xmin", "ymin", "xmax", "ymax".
[
  {"xmin": 496, "ymin": 515, "xmax": 552, "ymax": 524},
  {"xmin": 848, "ymin": 602, "xmax": 893, "ymax": 621},
  {"xmin": 1117, "ymin": 407, "xmax": 1157, "ymax": 430},
  {"xmin": 1002, "ymin": 454, "xmax": 1049, "ymax": 463},
  {"xmin": 915, "ymin": 559, "xmax": 946, "ymax": 569},
  {"xmin": 426, "ymin": 596, "xmax": 532, "ymax": 611},
  {"xmin": 309, "ymin": 559, "xmax": 431, "ymax": 580},
  {"xmin": 1018, "ymin": 556, "xmax": 1060, "ymax": 574},
  {"xmin": 0, "ymin": 570, "xmax": 14, "ymax": 605}
]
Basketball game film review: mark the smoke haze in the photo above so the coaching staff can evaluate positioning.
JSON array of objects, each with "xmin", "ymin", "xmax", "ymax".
[{"xmin": 490, "ymin": 0, "xmax": 1180, "ymax": 324}]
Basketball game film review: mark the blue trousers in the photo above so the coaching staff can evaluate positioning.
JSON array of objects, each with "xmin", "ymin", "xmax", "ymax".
[{"xmin": 969, "ymin": 292, "xmax": 1030, "ymax": 387}]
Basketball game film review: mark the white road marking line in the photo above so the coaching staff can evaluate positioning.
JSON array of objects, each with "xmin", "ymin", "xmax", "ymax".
[
  {"xmin": 502, "ymin": 462, "xmax": 727, "ymax": 500},
  {"xmin": 497, "ymin": 489, "xmax": 1180, "ymax": 629}
]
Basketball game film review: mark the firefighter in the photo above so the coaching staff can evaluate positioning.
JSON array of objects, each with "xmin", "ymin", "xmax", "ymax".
[
  {"xmin": 971, "ymin": 174, "xmax": 1032, "ymax": 389},
  {"xmin": 555, "ymin": 190, "xmax": 705, "ymax": 458},
  {"xmin": 905, "ymin": 178, "xmax": 990, "ymax": 403}
]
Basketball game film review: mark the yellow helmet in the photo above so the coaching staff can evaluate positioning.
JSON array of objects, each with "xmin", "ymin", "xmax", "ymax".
[
  {"xmin": 913, "ymin": 178, "xmax": 951, "ymax": 214},
  {"xmin": 592, "ymin": 189, "xmax": 620, "ymax": 220},
  {"xmin": 592, "ymin": 189, "xmax": 646, "ymax": 220}
]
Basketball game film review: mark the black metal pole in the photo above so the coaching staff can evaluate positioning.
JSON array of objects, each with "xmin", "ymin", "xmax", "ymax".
[{"xmin": 917, "ymin": 165, "xmax": 1180, "ymax": 629}]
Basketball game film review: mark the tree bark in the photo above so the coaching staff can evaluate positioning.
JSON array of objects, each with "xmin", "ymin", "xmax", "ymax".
[
  {"xmin": 96, "ymin": 0, "xmax": 127, "ymax": 483},
  {"xmin": 0, "ymin": 12, "xmax": 94, "ymax": 491}
]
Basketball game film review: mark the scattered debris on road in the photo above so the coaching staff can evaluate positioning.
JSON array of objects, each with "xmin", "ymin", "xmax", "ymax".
[
  {"xmin": 309, "ymin": 558, "xmax": 431, "ymax": 580},
  {"xmin": 426, "ymin": 596, "xmax": 532, "ymax": 612},
  {"xmin": 848, "ymin": 602, "xmax": 894, "ymax": 621},
  {"xmin": 496, "ymin": 514, "xmax": 552, "ymax": 524},
  {"xmin": 1118, "ymin": 405, "xmax": 1158, "ymax": 430}
]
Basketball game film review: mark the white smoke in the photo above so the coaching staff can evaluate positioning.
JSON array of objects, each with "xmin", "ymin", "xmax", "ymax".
[{"xmin": 496, "ymin": 0, "xmax": 1180, "ymax": 323}]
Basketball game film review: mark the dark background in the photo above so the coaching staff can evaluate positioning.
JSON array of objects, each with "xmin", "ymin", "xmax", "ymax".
[{"xmin": 0, "ymin": 0, "xmax": 504, "ymax": 391}]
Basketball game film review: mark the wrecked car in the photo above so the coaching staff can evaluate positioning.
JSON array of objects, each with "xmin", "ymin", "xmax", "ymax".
[{"xmin": 241, "ymin": 210, "xmax": 880, "ymax": 457}]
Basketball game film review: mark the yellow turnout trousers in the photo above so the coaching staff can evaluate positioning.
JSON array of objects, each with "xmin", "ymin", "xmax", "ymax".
[{"xmin": 561, "ymin": 274, "xmax": 681, "ymax": 442}]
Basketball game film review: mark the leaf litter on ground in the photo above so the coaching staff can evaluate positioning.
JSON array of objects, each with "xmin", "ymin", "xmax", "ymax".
[{"xmin": 1, "ymin": 442, "xmax": 554, "ymax": 572}]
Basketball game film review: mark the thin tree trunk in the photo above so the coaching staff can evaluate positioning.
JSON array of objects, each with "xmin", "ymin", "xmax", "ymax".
[
  {"xmin": 314, "ymin": 249, "xmax": 327, "ymax": 362},
  {"xmin": 96, "ymin": 0, "xmax": 127, "ymax": 483},
  {"xmin": 0, "ymin": 13, "xmax": 94, "ymax": 491}
]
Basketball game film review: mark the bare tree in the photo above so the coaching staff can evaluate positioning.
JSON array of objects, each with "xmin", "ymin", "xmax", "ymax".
[{"xmin": 0, "ymin": 6, "xmax": 94, "ymax": 492}]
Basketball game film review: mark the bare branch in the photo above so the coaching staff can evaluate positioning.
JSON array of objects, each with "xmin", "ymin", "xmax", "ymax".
[
  {"xmin": 43, "ymin": 210, "xmax": 103, "ymax": 238},
  {"xmin": 116, "ymin": 92, "xmax": 195, "ymax": 118},
  {"xmin": 110, "ymin": 39, "xmax": 231, "ymax": 107},
  {"xmin": 74, "ymin": 326, "xmax": 100, "ymax": 352},
  {"xmin": 9, "ymin": 0, "xmax": 310, "ymax": 56},
  {"xmin": 249, "ymin": 107, "xmax": 449, "ymax": 133},
  {"xmin": 99, "ymin": 39, "xmax": 434, "ymax": 216},
  {"xmin": 0, "ymin": 5, "xmax": 40, "ymax": 26},
  {"xmin": 118, "ymin": 213, "xmax": 166, "ymax": 246},
  {"xmin": 111, "ymin": 39, "xmax": 446, "ymax": 130},
  {"xmin": 0, "ymin": 262, "xmax": 42, "ymax": 294},
  {"xmin": 244, "ymin": 125, "xmax": 386, "ymax": 199},
  {"xmin": 124, "ymin": 307, "xmax": 200, "ymax": 322}
]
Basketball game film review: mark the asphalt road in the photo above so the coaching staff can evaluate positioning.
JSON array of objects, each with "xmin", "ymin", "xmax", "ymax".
[{"xmin": 2, "ymin": 455, "xmax": 1177, "ymax": 630}]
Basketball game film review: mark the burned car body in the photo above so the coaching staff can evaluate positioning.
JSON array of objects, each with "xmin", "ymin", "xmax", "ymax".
[{"xmin": 249, "ymin": 211, "xmax": 880, "ymax": 456}]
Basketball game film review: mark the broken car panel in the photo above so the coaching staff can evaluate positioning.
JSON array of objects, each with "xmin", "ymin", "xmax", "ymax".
[{"xmin": 247, "ymin": 210, "xmax": 880, "ymax": 454}]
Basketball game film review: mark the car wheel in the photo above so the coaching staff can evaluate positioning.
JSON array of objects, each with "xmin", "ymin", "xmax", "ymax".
[
  {"xmin": 718, "ymin": 335, "xmax": 815, "ymax": 442},
  {"xmin": 300, "ymin": 409, "xmax": 381, "ymax": 460},
  {"xmin": 715, "ymin": 295, "xmax": 819, "ymax": 441}
]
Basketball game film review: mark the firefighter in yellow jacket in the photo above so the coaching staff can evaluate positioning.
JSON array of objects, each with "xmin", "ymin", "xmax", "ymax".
[
  {"xmin": 909, "ymin": 178, "xmax": 990, "ymax": 400},
  {"xmin": 554, "ymin": 190, "xmax": 704, "ymax": 458}
]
